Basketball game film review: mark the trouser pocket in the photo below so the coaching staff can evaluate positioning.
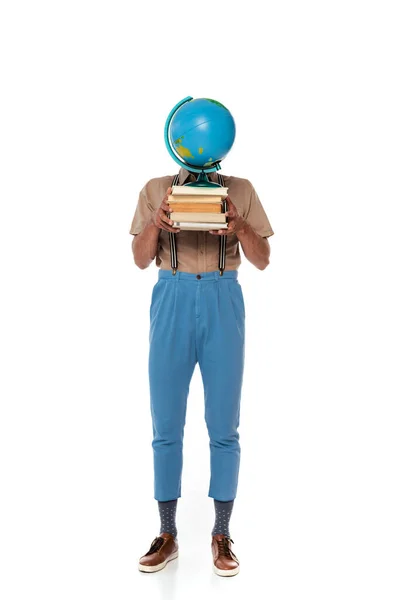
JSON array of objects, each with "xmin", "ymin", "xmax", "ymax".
[
  {"xmin": 227, "ymin": 280, "xmax": 246, "ymax": 330},
  {"xmin": 149, "ymin": 279, "xmax": 168, "ymax": 324}
]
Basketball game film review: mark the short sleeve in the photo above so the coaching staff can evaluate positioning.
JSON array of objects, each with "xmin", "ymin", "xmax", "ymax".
[
  {"xmin": 243, "ymin": 182, "xmax": 274, "ymax": 238},
  {"xmin": 129, "ymin": 183, "xmax": 154, "ymax": 236}
]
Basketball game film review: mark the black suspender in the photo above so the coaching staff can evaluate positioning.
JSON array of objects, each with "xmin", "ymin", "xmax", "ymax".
[
  {"xmin": 168, "ymin": 172, "xmax": 227, "ymax": 276},
  {"xmin": 217, "ymin": 172, "xmax": 227, "ymax": 276},
  {"xmin": 168, "ymin": 173, "xmax": 180, "ymax": 274}
]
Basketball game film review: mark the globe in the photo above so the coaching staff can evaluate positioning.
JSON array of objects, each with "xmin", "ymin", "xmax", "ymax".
[{"xmin": 164, "ymin": 97, "xmax": 236, "ymax": 174}]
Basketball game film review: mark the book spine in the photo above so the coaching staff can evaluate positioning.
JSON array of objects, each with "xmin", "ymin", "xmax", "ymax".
[
  {"xmin": 167, "ymin": 203, "xmax": 222, "ymax": 213},
  {"xmin": 171, "ymin": 186, "xmax": 228, "ymax": 197},
  {"xmin": 172, "ymin": 222, "xmax": 228, "ymax": 230},
  {"xmin": 169, "ymin": 212, "xmax": 226, "ymax": 223},
  {"xmin": 168, "ymin": 195, "xmax": 223, "ymax": 204}
]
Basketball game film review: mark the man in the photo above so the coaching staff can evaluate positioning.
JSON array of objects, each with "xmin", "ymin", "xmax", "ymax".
[{"xmin": 130, "ymin": 166, "xmax": 274, "ymax": 576}]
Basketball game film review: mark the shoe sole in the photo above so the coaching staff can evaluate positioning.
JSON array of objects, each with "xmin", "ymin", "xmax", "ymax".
[
  {"xmin": 138, "ymin": 550, "xmax": 179, "ymax": 573},
  {"xmin": 213, "ymin": 563, "xmax": 240, "ymax": 577}
]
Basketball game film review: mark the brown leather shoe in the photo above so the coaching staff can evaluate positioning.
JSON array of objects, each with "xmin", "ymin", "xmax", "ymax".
[
  {"xmin": 138, "ymin": 532, "xmax": 179, "ymax": 573},
  {"xmin": 211, "ymin": 534, "xmax": 240, "ymax": 576}
]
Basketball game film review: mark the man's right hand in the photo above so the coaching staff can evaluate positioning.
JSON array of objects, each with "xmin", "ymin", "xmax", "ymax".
[{"xmin": 151, "ymin": 187, "xmax": 180, "ymax": 233}]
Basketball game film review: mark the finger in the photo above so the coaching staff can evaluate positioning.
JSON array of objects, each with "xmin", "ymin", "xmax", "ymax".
[
  {"xmin": 156, "ymin": 215, "xmax": 174, "ymax": 231},
  {"xmin": 160, "ymin": 212, "xmax": 173, "ymax": 226},
  {"xmin": 162, "ymin": 187, "xmax": 173, "ymax": 201},
  {"xmin": 160, "ymin": 221, "xmax": 177, "ymax": 232},
  {"xmin": 209, "ymin": 229, "xmax": 227, "ymax": 235},
  {"xmin": 159, "ymin": 222, "xmax": 179, "ymax": 233},
  {"xmin": 160, "ymin": 214, "xmax": 181, "ymax": 233}
]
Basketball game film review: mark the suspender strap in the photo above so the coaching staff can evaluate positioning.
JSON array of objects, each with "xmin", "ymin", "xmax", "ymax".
[
  {"xmin": 168, "ymin": 174, "xmax": 180, "ymax": 275},
  {"xmin": 168, "ymin": 172, "xmax": 227, "ymax": 276},
  {"xmin": 217, "ymin": 172, "xmax": 227, "ymax": 276}
]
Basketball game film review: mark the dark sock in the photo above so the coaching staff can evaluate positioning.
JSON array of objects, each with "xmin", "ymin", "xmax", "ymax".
[
  {"xmin": 158, "ymin": 499, "xmax": 178, "ymax": 539},
  {"xmin": 212, "ymin": 499, "xmax": 234, "ymax": 537}
]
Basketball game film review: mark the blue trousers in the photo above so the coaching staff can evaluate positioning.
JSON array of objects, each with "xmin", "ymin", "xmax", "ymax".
[{"xmin": 148, "ymin": 268, "xmax": 245, "ymax": 502}]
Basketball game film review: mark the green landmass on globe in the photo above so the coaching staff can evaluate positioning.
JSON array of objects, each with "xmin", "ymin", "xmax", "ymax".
[{"xmin": 205, "ymin": 99, "xmax": 228, "ymax": 110}]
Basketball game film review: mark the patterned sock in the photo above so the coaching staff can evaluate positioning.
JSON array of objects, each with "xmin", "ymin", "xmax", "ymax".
[
  {"xmin": 212, "ymin": 499, "xmax": 234, "ymax": 537},
  {"xmin": 158, "ymin": 499, "xmax": 178, "ymax": 539}
]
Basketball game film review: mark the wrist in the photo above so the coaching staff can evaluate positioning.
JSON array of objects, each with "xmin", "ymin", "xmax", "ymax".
[{"xmin": 146, "ymin": 218, "xmax": 161, "ymax": 236}]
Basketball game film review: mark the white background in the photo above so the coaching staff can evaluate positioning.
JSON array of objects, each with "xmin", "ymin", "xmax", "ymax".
[{"xmin": 1, "ymin": 1, "xmax": 399, "ymax": 598}]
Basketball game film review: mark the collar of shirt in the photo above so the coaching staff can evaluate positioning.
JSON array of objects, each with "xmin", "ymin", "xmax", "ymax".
[{"xmin": 178, "ymin": 167, "xmax": 220, "ymax": 186}]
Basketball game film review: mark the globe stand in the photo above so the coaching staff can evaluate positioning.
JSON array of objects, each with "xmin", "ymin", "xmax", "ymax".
[{"xmin": 184, "ymin": 170, "xmax": 222, "ymax": 188}]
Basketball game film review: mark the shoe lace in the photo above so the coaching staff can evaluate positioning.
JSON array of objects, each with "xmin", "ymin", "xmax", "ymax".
[
  {"xmin": 144, "ymin": 536, "xmax": 166, "ymax": 556},
  {"xmin": 217, "ymin": 536, "xmax": 237, "ymax": 559}
]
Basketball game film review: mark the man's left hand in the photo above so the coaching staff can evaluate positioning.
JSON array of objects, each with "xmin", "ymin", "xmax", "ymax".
[{"xmin": 208, "ymin": 196, "xmax": 246, "ymax": 235}]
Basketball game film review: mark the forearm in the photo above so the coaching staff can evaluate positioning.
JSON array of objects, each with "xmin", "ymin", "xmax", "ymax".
[
  {"xmin": 236, "ymin": 220, "xmax": 270, "ymax": 270},
  {"xmin": 132, "ymin": 219, "xmax": 160, "ymax": 269}
]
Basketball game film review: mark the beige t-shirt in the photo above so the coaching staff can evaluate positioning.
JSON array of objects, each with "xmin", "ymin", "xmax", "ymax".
[{"xmin": 129, "ymin": 167, "xmax": 274, "ymax": 273}]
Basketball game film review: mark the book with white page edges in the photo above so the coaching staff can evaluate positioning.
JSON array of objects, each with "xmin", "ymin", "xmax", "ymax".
[
  {"xmin": 168, "ymin": 184, "xmax": 229, "ymax": 231},
  {"xmin": 171, "ymin": 185, "xmax": 229, "ymax": 198},
  {"xmin": 172, "ymin": 221, "xmax": 228, "ymax": 231}
]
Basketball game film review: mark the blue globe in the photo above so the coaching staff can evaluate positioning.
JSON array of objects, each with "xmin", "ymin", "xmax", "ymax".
[{"xmin": 169, "ymin": 98, "xmax": 236, "ymax": 169}]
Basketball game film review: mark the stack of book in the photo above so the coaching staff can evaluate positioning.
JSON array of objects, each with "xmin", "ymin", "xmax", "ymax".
[{"xmin": 167, "ymin": 185, "xmax": 229, "ymax": 231}]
